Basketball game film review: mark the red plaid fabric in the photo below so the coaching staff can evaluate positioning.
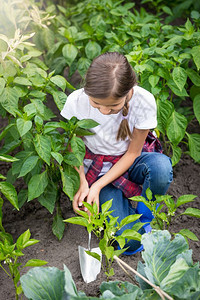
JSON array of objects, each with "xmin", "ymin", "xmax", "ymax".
[{"xmin": 85, "ymin": 131, "xmax": 162, "ymax": 198}]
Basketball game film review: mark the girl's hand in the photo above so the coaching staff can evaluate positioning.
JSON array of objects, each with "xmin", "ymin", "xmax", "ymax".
[
  {"xmin": 73, "ymin": 179, "xmax": 89, "ymax": 214},
  {"xmin": 86, "ymin": 183, "xmax": 101, "ymax": 213}
]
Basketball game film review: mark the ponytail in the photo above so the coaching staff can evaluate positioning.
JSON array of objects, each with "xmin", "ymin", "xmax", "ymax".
[{"xmin": 117, "ymin": 100, "xmax": 132, "ymax": 141}]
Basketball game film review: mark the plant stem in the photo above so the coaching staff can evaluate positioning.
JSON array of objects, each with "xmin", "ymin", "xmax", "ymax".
[
  {"xmin": 114, "ymin": 255, "xmax": 173, "ymax": 300},
  {"xmin": 0, "ymin": 264, "xmax": 11, "ymax": 278}
]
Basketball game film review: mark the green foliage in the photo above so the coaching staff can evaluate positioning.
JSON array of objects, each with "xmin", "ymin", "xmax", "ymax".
[
  {"xmin": 130, "ymin": 188, "xmax": 200, "ymax": 242},
  {"xmin": 29, "ymin": 0, "xmax": 200, "ymax": 165},
  {"xmin": 0, "ymin": 4, "xmax": 99, "ymax": 239},
  {"xmin": 0, "ymin": 160, "xmax": 47, "ymax": 299},
  {"xmin": 0, "ymin": 229, "xmax": 47, "ymax": 300},
  {"xmin": 20, "ymin": 230, "xmax": 200, "ymax": 299},
  {"xmin": 64, "ymin": 199, "xmax": 143, "ymax": 280},
  {"xmin": 1, "ymin": 114, "xmax": 98, "ymax": 239}
]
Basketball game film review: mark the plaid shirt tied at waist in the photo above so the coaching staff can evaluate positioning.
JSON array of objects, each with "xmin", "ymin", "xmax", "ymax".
[{"xmin": 85, "ymin": 131, "xmax": 162, "ymax": 199}]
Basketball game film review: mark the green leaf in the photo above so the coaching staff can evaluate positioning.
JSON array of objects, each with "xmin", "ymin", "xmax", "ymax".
[
  {"xmin": 172, "ymin": 67, "xmax": 187, "ymax": 91},
  {"xmin": 162, "ymin": 6, "xmax": 173, "ymax": 15},
  {"xmin": 167, "ymin": 79, "xmax": 189, "ymax": 97},
  {"xmin": 63, "ymin": 152, "xmax": 80, "ymax": 167},
  {"xmin": 16, "ymin": 118, "xmax": 32, "ymax": 137},
  {"xmin": 166, "ymin": 111, "xmax": 187, "ymax": 145},
  {"xmin": 0, "ymin": 181, "xmax": 19, "ymax": 210},
  {"xmin": 77, "ymin": 57, "xmax": 91, "ymax": 78},
  {"xmin": 171, "ymin": 145, "xmax": 182, "ymax": 166},
  {"xmin": 70, "ymin": 136, "xmax": 85, "ymax": 164},
  {"xmin": 178, "ymin": 229, "xmax": 199, "ymax": 241},
  {"xmin": 85, "ymin": 41, "xmax": 101, "ymax": 60},
  {"xmin": 63, "ymin": 265, "xmax": 78, "ymax": 297},
  {"xmin": 52, "ymin": 91, "xmax": 67, "ymax": 111},
  {"xmin": 129, "ymin": 196, "xmax": 146, "ymax": 202},
  {"xmin": 52, "ymin": 211, "xmax": 65, "ymax": 240},
  {"xmin": 13, "ymin": 77, "xmax": 31, "ymax": 86},
  {"xmin": 20, "ymin": 267, "xmax": 65, "ymax": 299},
  {"xmin": 182, "ymin": 207, "xmax": 200, "ymax": 218},
  {"xmin": 50, "ymin": 75, "xmax": 67, "ymax": 91},
  {"xmin": 176, "ymin": 195, "xmax": 197, "ymax": 208},
  {"xmin": 163, "ymin": 263, "xmax": 200, "ymax": 298},
  {"xmin": 74, "ymin": 127, "xmax": 95, "ymax": 136},
  {"xmin": 101, "ymin": 199, "xmax": 113, "ymax": 214},
  {"xmin": 24, "ymin": 259, "xmax": 48, "ymax": 267},
  {"xmin": 18, "ymin": 189, "xmax": 28, "ymax": 209},
  {"xmin": 141, "ymin": 231, "xmax": 188, "ymax": 285},
  {"xmin": 18, "ymin": 156, "xmax": 39, "ymax": 178},
  {"xmin": 76, "ymin": 119, "xmax": 99, "ymax": 129},
  {"xmin": 0, "ymin": 77, "xmax": 6, "ymax": 95},
  {"xmin": 28, "ymin": 171, "xmax": 49, "ymax": 201},
  {"xmin": 105, "ymin": 246, "xmax": 114, "ymax": 260},
  {"xmin": 0, "ymin": 86, "xmax": 19, "ymax": 116},
  {"xmin": 62, "ymin": 44, "xmax": 78, "ymax": 66},
  {"xmin": 16, "ymin": 229, "xmax": 30, "ymax": 249},
  {"xmin": 146, "ymin": 188, "xmax": 152, "ymax": 201},
  {"xmin": 100, "ymin": 281, "xmax": 143, "ymax": 298},
  {"xmin": 119, "ymin": 214, "xmax": 141, "ymax": 228},
  {"xmin": 161, "ymin": 257, "xmax": 190, "ymax": 288},
  {"xmin": 32, "ymin": 99, "xmax": 56, "ymax": 120},
  {"xmin": 51, "ymin": 152, "xmax": 63, "ymax": 165},
  {"xmin": 34, "ymin": 115, "xmax": 43, "ymax": 129},
  {"xmin": 186, "ymin": 133, "xmax": 200, "ymax": 163},
  {"xmin": 37, "ymin": 180, "xmax": 57, "ymax": 214},
  {"xmin": 34, "ymin": 134, "xmax": 51, "ymax": 166},
  {"xmin": 157, "ymin": 100, "xmax": 174, "ymax": 135},
  {"xmin": 60, "ymin": 165, "xmax": 80, "ymax": 200},
  {"xmin": 85, "ymin": 251, "xmax": 101, "ymax": 262},
  {"xmin": 64, "ymin": 217, "xmax": 88, "ymax": 227},
  {"xmin": 120, "ymin": 229, "xmax": 142, "ymax": 241},
  {"xmin": 193, "ymin": 94, "xmax": 200, "ymax": 124},
  {"xmin": 29, "ymin": 90, "xmax": 46, "ymax": 98},
  {"xmin": 191, "ymin": 45, "xmax": 200, "ymax": 70},
  {"xmin": 149, "ymin": 75, "xmax": 160, "ymax": 88},
  {"xmin": 186, "ymin": 69, "xmax": 200, "ymax": 86},
  {"xmin": 0, "ymin": 154, "xmax": 18, "ymax": 162}
]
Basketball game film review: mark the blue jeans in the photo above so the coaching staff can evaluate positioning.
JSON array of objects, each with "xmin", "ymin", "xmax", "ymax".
[{"xmin": 99, "ymin": 152, "xmax": 173, "ymax": 252}]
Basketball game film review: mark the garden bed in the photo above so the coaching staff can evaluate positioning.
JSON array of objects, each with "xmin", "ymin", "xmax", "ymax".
[{"xmin": 0, "ymin": 151, "xmax": 199, "ymax": 299}]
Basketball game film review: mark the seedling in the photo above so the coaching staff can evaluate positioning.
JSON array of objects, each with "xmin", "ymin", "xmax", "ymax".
[
  {"xmin": 130, "ymin": 188, "xmax": 200, "ymax": 242},
  {"xmin": 65, "ymin": 199, "xmax": 144, "ymax": 280}
]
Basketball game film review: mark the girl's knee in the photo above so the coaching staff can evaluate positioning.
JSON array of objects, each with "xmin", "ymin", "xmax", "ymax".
[{"xmin": 152, "ymin": 154, "xmax": 173, "ymax": 187}]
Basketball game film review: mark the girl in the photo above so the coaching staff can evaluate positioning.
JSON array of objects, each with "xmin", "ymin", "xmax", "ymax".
[{"xmin": 61, "ymin": 52, "xmax": 173, "ymax": 254}]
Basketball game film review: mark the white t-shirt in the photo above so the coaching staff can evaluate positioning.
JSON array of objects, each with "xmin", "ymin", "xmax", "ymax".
[{"xmin": 61, "ymin": 86, "xmax": 157, "ymax": 174}]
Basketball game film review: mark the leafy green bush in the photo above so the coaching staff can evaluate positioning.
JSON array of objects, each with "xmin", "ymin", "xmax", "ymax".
[
  {"xmin": 32, "ymin": 0, "xmax": 200, "ymax": 165},
  {"xmin": 0, "ymin": 2, "xmax": 98, "ymax": 239}
]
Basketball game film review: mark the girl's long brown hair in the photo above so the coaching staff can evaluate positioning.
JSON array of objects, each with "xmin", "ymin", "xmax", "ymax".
[{"xmin": 84, "ymin": 52, "xmax": 137, "ymax": 141}]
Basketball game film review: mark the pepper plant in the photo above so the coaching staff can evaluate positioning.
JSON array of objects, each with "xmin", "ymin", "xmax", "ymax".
[
  {"xmin": 0, "ymin": 155, "xmax": 48, "ymax": 300},
  {"xmin": 65, "ymin": 199, "xmax": 144, "ymax": 280},
  {"xmin": 0, "ymin": 5, "xmax": 100, "ymax": 239},
  {"xmin": 130, "ymin": 188, "xmax": 200, "ymax": 242}
]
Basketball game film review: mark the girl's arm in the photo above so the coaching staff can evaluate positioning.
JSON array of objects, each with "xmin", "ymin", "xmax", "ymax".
[
  {"xmin": 73, "ymin": 165, "xmax": 89, "ymax": 213},
  {"xmin": 86, "ymin": 128, "xmax": 149, "ymax": 211}
]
